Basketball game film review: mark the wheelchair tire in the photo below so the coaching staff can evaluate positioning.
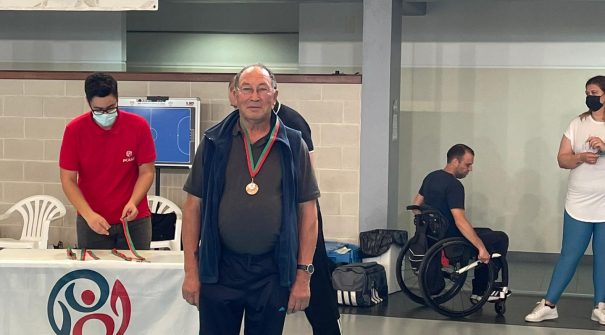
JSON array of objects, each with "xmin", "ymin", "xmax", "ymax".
[
  {"xmin": 395, "ymin": 238, "xmax": 426, "ymax": 305},
  {"xmin": 419, "ymin": 237, "xmax": 495, "ymax": 318}
]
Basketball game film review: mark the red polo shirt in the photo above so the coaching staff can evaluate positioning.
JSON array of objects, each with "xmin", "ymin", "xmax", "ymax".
[{"xmin": 59, "ymin": 110, "xmax": 156, "ymax": 224}]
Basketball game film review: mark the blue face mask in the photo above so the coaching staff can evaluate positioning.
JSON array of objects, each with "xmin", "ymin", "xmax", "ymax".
[{"xmin": 92, "ymin": 112, "xmax": 117, "ymax": 127}]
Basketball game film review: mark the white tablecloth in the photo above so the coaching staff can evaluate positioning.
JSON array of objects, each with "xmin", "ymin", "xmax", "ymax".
[{"xmin": 0, "ymin": 249, "xmax": 198, "ymax": 335}]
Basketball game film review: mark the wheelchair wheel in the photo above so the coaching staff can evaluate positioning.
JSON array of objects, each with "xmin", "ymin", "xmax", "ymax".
[
  {"xmin": 395, "ymin": 238, "xmax": 425, "ymax": 305},
  {"xmin": 495, "ymin": 301, "xmax": 506, "ymax": 315},
  {"xmin": 419, "ymin": 238, "xmax": 495, "ymax": 318}
]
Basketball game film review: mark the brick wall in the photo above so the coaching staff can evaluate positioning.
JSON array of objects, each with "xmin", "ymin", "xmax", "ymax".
[{"xmin": 0, "ymin": 78, "xmax": 361, "ymax": 247}]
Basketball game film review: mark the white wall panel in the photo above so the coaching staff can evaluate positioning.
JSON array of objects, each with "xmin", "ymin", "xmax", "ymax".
[
  {"xmin": 0, "ymin": 11, "xmax": 125, "ymax": 70},
  {"xmin": 0, "ymin": 0, "xmax": 157, "ymax": 11}
]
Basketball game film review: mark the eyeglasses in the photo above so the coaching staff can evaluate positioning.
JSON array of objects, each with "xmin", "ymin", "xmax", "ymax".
[
  {"xmin": 91, "ymin": 106, "xmax": 118, "ymax": 115},
  {"xmin": 237, "ymin": 85, "xmax": 273, "ymax": 97}
]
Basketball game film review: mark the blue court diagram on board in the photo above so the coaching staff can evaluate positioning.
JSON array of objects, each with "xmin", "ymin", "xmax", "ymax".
[{"xmin": 120, "ymin": 107, "xmax": 193, "ymax": 165}]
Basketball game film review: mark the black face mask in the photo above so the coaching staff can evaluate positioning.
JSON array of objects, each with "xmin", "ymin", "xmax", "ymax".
[{"xmin": 586, "ymin": 95, "xmax": 603, "ymax": 112}]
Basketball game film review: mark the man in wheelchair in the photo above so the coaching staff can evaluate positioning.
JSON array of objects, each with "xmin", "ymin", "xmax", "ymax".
[{"xmin": 412, "ymin": 144, "xmax": 510, "ymax": 303}]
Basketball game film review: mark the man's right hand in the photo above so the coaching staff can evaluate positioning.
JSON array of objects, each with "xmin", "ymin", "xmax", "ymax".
[
  {"xmin": 182, "ymin": 274, "xmax": 200, "ymax": 309},
  {"xmin": 84, "ymin": 212, "xmax": 110, "ymax": 235},
  {"xmin": 478, "ymin": 247, "xmax": 490, "ymax": 263}
]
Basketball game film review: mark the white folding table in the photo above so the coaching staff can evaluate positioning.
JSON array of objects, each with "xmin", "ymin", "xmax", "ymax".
[{"xmin": 0, "ymin": 249, "xmax": 198, "ymax": 334}]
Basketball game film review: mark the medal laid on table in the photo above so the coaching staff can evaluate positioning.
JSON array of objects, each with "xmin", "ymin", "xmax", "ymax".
[{"xmin": 240, "ymin": 118, "xmax": 280, "ymax": 196}]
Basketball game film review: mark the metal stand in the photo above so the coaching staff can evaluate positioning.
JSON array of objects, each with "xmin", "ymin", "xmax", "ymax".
[{"xmin": 155, "ymin": 167, "xmax": 161, "ymax": 196}]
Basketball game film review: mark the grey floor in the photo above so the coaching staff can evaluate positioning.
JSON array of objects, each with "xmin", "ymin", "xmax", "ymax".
[
  {"xmin": 282, "ymin": 313, "xmax": 605, "ymax": 335},
  {"xmin": 278, "ymin": 255, "xmax": 604, "ymax": 334},
  {"xmin": 508, "ymin": 255, "xmax": 594, "ymax": 297}
]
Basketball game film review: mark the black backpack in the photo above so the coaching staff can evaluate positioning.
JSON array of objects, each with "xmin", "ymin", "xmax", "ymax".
[
  {"xmin": 407, "ymin": 205, "xmax": 449, "ymax": 294},
  {"xmin": 332, "ymin": 262, "xmax": 388, "ymax": 307},
  {"xmin": 151, "ymin": 212, "xmax": 177, "ymax": 241}
]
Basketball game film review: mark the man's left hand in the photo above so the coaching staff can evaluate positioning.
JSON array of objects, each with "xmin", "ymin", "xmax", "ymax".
[
  {"xmin": 121, "ymin": 202, "xmax": 139, "ymax": 222},
  {"xmin": 287, "ymin": 272, "xmax": 311, "ymax": 313}
]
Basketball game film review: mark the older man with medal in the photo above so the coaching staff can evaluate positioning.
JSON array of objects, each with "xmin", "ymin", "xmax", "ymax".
[{"xmin": 181, "ymin": 64, "xmax": 320, "ymax": 335}]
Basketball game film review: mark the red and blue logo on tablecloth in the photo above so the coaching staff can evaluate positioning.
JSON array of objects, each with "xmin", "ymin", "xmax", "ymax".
[{"xmin": 47, "ymin": 269, "xmax": 131, "ymax": 335}]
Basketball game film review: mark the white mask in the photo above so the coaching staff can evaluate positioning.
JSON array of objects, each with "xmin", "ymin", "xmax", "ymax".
[{"xmin": 92, "ymin": 112, "xmax": 117, "ymax": 127}]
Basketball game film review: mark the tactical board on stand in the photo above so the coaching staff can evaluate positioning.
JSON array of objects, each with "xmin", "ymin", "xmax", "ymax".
[{"xmin": 119, "ymin": 97, "xmax": 201, "ymax": 167}]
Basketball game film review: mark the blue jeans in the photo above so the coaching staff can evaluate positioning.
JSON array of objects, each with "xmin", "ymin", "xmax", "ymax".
[{"xmin": 545, "ymin": 211, "xmax": 605, "ymax": 305}]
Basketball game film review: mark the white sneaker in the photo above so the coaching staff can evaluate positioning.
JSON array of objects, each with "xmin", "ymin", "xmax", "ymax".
[
  {"xmin": 591, "ymin": 302, "xmax": 605, "ymax": 325},
  {"xmin": 525, "ymin": 299, "xmax": 558, "ymax": 322}
]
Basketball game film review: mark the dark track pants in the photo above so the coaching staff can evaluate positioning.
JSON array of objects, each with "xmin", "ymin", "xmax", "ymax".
[
  {"xmin": 304, "ymin": 203, "xmax": 341, "ymax": 335},
  {"xmin": 76, "ymin": 215, "xmax": 151, "ymax": 250},
  {"xmin": 472, "ymin": 228, "xmax": 509, "ymax": 294},
  {"xmin": 199, "ymin": 251, "xmax": 289, "ymax": 335}
]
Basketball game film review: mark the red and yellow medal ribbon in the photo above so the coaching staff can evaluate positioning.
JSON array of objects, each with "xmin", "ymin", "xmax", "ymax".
[
  {"xmin": 67, "ymin": 247, "xmax": 99, "ymax": 261},
  {"xmin": 80, "ymin": 249, "xmax": 99, "ymax": 260},
  {"xmin": 112, "ymin": 248, "xmax": 133, "ymax": 261},
  {"xmin": 87, "ymin": 250, "xmax": 99, "ymax": 260},
  {"xmin": 240, "ymin": 118, "xmax": 280, "ymax": 182},
  {"xmin": 118, "ymin": 218, "xmax": 147, "ymax": 262},
  {"xmin": 66, "ymin": 247, "xmax": 77, "ymax": 260}
]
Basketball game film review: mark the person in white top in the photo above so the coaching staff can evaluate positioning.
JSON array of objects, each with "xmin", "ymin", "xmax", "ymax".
[{"xmin": 526, "ymin": 75, "xmax": 605, "ymax": 324}]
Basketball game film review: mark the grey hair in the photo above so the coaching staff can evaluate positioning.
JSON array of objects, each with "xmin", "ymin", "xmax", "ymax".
[{"xmin": 234, "ymin": 63, "xmax": 278, "ymax": 90}]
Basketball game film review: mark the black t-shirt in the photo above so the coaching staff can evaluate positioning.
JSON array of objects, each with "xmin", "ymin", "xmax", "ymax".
[
  {"xmin": 275, "ymin": 102, "xmax": 314, "ymax": 152},
  {"xmin": 418, "ymin": 170, "xmax": 464, "ymax": 237}
]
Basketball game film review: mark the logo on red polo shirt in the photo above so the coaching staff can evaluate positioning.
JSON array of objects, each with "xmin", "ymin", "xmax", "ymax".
[
  {"xmin": 47, "ymin": 269, "xmax": 131, "ymax": 335},
  {"xmin": 122, "ymin": 150, "xmax": 135, "ymax": 163}
]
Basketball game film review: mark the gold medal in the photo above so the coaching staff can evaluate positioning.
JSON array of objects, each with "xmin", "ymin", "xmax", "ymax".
[{"xmin": 246, "ymin": 181, "xmax": 259, "ymax": 195}]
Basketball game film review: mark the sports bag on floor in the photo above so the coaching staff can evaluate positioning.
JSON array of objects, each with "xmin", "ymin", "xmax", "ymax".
[{"xmin": 332, "ymin": 262, "xmax": 388, "ymax": 307}]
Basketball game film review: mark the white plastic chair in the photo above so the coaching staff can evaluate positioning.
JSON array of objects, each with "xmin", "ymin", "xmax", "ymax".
[
  {"xmin": 148, "ymin": 195, "xmax": 182, "ymax": 251},
  {"xmin": 0, "ymin": 195, "xmax": 67, "ymax": 249}
]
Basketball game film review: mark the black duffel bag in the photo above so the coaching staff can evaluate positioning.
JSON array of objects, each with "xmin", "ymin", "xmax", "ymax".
[
  {"xmin": 359, "ymin": 229, "xmax": 408, "ymax": 257},
  {"xmin": 332, "ymin": 262, "xmax": 388, "ymax": 307}
]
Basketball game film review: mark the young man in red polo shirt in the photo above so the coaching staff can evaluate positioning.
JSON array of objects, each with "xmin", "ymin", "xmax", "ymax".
[{"xmin": 59, "ymin": 72, "xmax": 156, "ymax": 249}]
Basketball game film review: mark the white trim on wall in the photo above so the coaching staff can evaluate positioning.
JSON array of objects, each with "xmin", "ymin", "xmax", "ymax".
[
  {"xmin": 0, "ymin": 0, "xmax": 157, "ymax": 11},
  {"xmin": 401, "ymin": 42, "xmax": 605, "ymax": 69}
]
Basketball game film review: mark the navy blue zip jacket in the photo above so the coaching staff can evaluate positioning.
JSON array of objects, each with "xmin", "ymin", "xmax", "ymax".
[{"xmin": 198, "ymin": 110, "xmax": 302, "ymax": 287}]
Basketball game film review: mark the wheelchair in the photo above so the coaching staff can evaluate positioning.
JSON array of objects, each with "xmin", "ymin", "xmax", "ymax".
[{"xmin": 396, "ymin": 205, "xmax": 509, "ymax": 318}]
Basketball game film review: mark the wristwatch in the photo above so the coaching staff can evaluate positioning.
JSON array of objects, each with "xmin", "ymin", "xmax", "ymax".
[{"xmin": 297, "ymin": 263, "xmax": 315, "ymax": 275}]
